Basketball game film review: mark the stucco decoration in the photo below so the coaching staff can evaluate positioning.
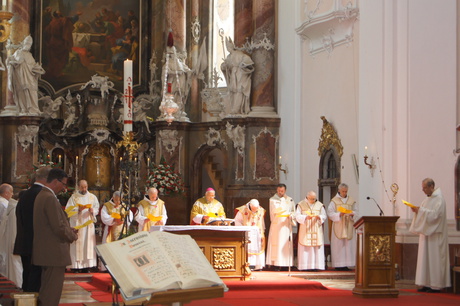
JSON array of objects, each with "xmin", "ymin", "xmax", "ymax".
[
  {"xmin": 17, "ymin": 125, "xmax": 39, "ymax": 152},
  {"xmin": 252, "ymin": 127, "xmax": 278, "ymax": 181},
  {"xmin": 225, "ymin": 122, "xmax": 245, "ymax": 155},
  {"xmin": 205, "ymin": 128, "xmax": 226, "ymax": 148},
  {"xmin": 318, "ymin": 116, "xmax": 343, "ymax": 157},
  {"xmin": 159, "ymin": 130, "xmax": 182, "ymax": 155},
  {"xmin": 296, "ymin": 2, "xmax": 359, "ymax": 55}
]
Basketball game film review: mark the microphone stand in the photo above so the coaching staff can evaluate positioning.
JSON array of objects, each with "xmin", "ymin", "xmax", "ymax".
[{"xmin": 367, "ymin": 197, "xmax": 384, "ymax": 216}]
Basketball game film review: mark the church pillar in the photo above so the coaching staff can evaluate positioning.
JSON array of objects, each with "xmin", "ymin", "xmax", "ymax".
[
  {"xmin": 248, "ymin": 0, "xmax": 277, "ymax": 118},
  {"xmin": 234, "ymin": 0, "xmax": 253, "ymax": 47},
  {"xmin": 0, "ymin": 116, "xmax": 41, "ymax": 187},
  {"xmin": 166, "ymin": 0, "xmax": 186, "ymax": 51},
  {"xmin": 189, "ymin": 0, "xmax": 202, "ymax": 122}
]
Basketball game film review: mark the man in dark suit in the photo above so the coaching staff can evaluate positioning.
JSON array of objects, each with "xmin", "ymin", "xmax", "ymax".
[
  {"xmin": 13, "ymin": 166, "xmax": 50, "ymax": 292},
  {"xmin": 33, "ymin": 168, "xmax": 78, "ymax": 305}
]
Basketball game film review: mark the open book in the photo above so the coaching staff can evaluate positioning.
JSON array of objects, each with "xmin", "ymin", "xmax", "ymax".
[
  {"xmin": 96, "ymin": 231, "xmax": 227, "ymax": 302},
  {"xmin": 402, "ymin": 200, "xmax": 418, "ymax": 208}
]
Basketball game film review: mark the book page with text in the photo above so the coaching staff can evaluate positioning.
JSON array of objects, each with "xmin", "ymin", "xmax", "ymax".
[
  {"xmin": 97, "ymin": 231, "xmax": 182, "ymax": 299},
  {"xmin": 151, "ymin": 231, "xmax": 225, "ymax": 290}
]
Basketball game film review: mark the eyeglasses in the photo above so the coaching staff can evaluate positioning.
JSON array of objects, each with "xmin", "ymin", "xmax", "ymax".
[{"xmin": 58, "ymin": 179, "xmax": 67, "ymax": 187}]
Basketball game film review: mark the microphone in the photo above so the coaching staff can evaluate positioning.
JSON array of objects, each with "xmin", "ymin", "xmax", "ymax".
[{"xmin": 367, "ymin": 196, "xmax": 384, "ymax": 216}]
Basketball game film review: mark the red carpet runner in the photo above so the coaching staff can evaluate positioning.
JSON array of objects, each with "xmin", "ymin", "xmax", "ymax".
[{"xmin": 75, "ymin": 272, "xmax": 460, "ymax": 305}]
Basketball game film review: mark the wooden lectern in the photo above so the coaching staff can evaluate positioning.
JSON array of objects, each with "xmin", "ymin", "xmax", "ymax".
[{"xmin": 352, "ymin": 216, "xmax": 399, "ymax": 298}]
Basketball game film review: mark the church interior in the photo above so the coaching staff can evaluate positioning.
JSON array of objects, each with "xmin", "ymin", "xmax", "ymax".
[{"xmin": 1, "ymin": 0, "xmax": 460, "ymax": 297}]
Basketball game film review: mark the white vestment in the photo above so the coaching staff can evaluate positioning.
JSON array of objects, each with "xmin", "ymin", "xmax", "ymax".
[
  {"xmin": 327, "ymin": 194, "xmax": 359, "ymax": 268},
  {"xmin": 265, "ymin": 194, "xmax": 296, "ymax": 267},
  {"xmin": 295, "ymin": 200, "xmax": 327, "ymax": 270},
  {"xmin": 101, "ymin": 202, "xmax": 133, "ymax": 243},
  {"xmin": 410, "ymin": 188, "xmax": 450, "ymax": 289},
  {"xmin": 0, "ymin": 198, "xmax": 23, "ymax": 287},
  {"xmin": 65, "ymin": 192, "xmax": 99, "ymax": 269},
  {"xmin": 234, "ymin": 203, "xmax": 266, "ymax": 270}
]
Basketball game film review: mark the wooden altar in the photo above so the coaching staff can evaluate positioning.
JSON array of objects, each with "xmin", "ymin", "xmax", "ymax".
[
  {"xmin": 152, "ymin": 226, "xmax": 256, "ymax": 280},
  {"xmin": 352, "ymin": 216, "xmax": 400, "ymax": 298}
]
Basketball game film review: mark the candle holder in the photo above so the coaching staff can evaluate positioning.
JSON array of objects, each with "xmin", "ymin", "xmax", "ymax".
[{"xmin": 116, "ymin": 131, "xmax": 141, "ymax": 239}]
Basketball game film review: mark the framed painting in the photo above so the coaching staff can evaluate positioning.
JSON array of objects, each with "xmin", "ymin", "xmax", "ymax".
[{"xmin": 34, "ymin": 0, "xmax": 149, "ymax": 93}]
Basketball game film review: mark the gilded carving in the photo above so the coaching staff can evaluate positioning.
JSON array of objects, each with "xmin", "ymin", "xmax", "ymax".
[
  {"xmin": 369, "ymin": 234, "xmax": 391, "ymax": 263},
  {"xmin": 212, "ymin": 247, "xmax": 235, "ymax": 270},
  {"xmin": 318, "ymin": 116, "xmax": 343, "ymax": 157}
]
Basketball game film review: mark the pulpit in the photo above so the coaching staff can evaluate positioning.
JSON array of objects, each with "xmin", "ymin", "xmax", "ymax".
[{"xmin": 352, "ymin": 216, "xmax": 399, "ymax": 298}]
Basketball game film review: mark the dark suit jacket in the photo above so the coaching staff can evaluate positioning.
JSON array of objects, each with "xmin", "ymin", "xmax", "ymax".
[
  {"xmin": 32, "ymin": 187, "xmax": 77, "ymax": 267},
  {"xmin": 13, "ymin": 183, "xmax": 43, "ymax": 256}
]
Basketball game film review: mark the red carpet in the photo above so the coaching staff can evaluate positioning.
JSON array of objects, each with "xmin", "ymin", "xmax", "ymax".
[{"xmin": 75, "ymin": 272, "xmax": 460, "ymax": 305}]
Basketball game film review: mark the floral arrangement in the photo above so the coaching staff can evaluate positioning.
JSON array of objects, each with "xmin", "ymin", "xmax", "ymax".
[{"xmin": 145, "ymin": 157, "xmax": 185, "ymax": 195}]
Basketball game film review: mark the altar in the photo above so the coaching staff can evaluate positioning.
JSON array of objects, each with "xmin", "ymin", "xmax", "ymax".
[{"xmin": 151, "ymin": 226, "xmax": 259, "ymax": 280}]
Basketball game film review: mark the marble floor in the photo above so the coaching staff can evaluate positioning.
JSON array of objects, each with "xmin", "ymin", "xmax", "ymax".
[{"xmin": 59, "ymin": 271, "xmax": 419, "ymax": 304}]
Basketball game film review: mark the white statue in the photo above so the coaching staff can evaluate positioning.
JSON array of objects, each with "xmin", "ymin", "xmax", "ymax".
[
  {"xmin": 40, "ymin": 96, "xmax": 64, "ymax": 119},
  {"xmin": 133, "ymin": 97, "xmax": 153, "ymax": 133},
  {"xmin": 221, "ymin": 37, "xmax": 254, "ymax": 115},
  {"xmin": 161, "ymin": 45, "xmax": 192, "ymax": 121},
  {"xmin": 6, "ymin": 35, "xmax": 45, "ymax": 115}
]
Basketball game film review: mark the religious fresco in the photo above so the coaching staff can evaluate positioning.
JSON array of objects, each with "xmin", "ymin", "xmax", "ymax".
[{"xmin": 37, "ymin": 0, "xmax": 144, "ymax": 92}]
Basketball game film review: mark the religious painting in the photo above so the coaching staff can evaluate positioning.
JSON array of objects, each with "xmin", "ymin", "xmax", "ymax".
[{"xmin": 35, "ymin": 0, "xmax": 148, "ymax": 92}]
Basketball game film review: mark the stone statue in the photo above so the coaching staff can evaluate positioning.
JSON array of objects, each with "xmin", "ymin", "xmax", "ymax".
[
  {"xmin": 161, "ymin": 45, "xmax": 192, "ymax": 121},
  {"xmin": 221, "ymin": 37, "xmax": 254, "ymax": 115},
  {"xmin": 6, "ymin": 36, "xmax": 45, "ymax": 115}
]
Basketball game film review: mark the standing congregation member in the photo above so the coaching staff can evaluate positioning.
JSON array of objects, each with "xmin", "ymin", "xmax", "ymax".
[
  {"xmin": 65, "ymin": 179, "xmax": 99, "ymax": 272},
  {"xmin": 14, "ymin": 166, "xmax": 50, "ymax": 292},
  {"xmin": 190, "ymin": 188, "xmax": 226, "ymax": 225},
  {"xmin": 266, "ymin": 184, "xmax": 296, "ymax": 270},
  {"xmin": 33, "ymin": 169, "xmax": 78, "ymax": 306},
  {"xmin": 101, "ymin": 191, "xmax": 133, "ymax": 242},
  {"xmin": 410, "ymin": 178, "xmax": 450, "ymax": 293},
  {"xmin": 0, "ymin": 183, "xmax": 22, "ymax": 287},
  {"xmin": 136, "ymin": 187, "xmax": 167, "ymax": 231},
  {"xmin": 296, "ymin": 191, "xmax": 327, "ymax": 271},
  {"xmin": 327, "ymin": 183, "xmax": 359, "ymax": 271},
  {"xmin": 234, "ymin": 199, "xmax": 266, "ymax": 270}
]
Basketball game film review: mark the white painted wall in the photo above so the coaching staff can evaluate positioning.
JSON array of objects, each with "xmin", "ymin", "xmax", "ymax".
[{"xmin": 359, "ymin": 0, "xmax": 458, "ymax": 243}]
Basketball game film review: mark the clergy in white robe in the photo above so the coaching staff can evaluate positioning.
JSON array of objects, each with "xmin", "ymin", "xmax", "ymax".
[
  {"xmin": 65, "ymin": 180, "xmax": 99, "ymax": 271},
  {"xmin": 101, "ymin": 191, "xmax": 133, "ymax": 243},
  {"xmin": 266, "ymin": 184, "xmax": 296, "ymax": 268},
  {"xmin": 136, "ymin": 187, "xmax": 167, "ymax": 232},
  {"xmin": 327, "ymin": 183, "xmax": 359, "ymax": 270},
  {"xmin": 296, "ymin": 191, "xmax": 326, "ymax": 271},
  {"xmin": 409, "ymin": 178, "xmax": 450, "ymax": 292},
  {"xmin": 234, "ymin": 199, "xmax": 266, "ymax": 270},
  {"xmin": 0, "ymin": 184, "xmax": 22, "ymax": 287}
]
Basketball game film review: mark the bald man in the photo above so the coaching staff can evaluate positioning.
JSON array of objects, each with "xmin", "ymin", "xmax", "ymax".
[
  {"xmin": 295, "ymin": 191, "xmax": 327, "ymax": 271},
  {"xmin": 190, "ymin": 188, "xmax": 226, "ymax": 225},
  {"xmin": 136, "ymin": 187, "xmax": 167, "ymax": 231},
  {"xmin": 65, "ymin": 179, "xmax": 99, "ymax": 272}
]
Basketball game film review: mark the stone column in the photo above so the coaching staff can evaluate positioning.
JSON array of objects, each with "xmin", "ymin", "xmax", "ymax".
[
  {"xmin": 189, "ymin": 0, "xmax": 201, "ymax": 122},
  {"xmin": 166, "ymin": 0, "xmax": 186, "ymax": 51},
  {"xmin": 234, "ymin": 0, "xmax": 253, "ymax": 47},
  {"xmin": 248, "ymin": 0, "xmax": 277, "ymax": 118}
]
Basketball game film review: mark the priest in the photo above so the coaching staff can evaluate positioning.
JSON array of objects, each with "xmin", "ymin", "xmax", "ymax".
[
  {"xmin": 410, "ymin": 178, "xmax": 450, "ymax": 293},
  {"xmin": 65, "ymin": 179, "xmax": 100, "ymax": 273},
  {"xmin": 136, "ymin": 187, "xmax": 167, "ymax": 231},
  {"xmin": 190, "ymin": 188, "xmax": 226, "ymax": 225}
]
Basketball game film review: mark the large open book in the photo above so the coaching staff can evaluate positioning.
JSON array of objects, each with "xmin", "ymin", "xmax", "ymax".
[{"xmin": 96, "ymin": 231, "xmax": 227, "ymax": 302}]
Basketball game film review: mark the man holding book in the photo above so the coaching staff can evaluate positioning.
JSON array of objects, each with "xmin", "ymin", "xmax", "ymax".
[
  {"xmin": 136, "ymin": 187, "xmax": 168, "ymax": 231},
  {"xmin": 101, "ymin": 191, "xmax": 133, "ymax": 242},
  {"xmin": 190, "ymin": 188, "xmax": 226, "ymax": 225},
  {"xmin": 33, "ymin": 168, "xmax": 78, "ymax": 305},
  {"xmin": 410, "ymin": 178, "xmax": 450, "ymax": 293},
  {"xmin": 327, "ymin": 183, "xmax": 359, "ymax": 271},
  {"xmin": 65, "ymin": 179, "xmax": 100, "ymax": 272}
]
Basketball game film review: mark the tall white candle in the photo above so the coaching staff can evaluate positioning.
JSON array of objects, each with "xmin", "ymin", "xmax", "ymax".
[{"xmin": 123, "ymin": 59, "xmax": 133, "ymax": 132}]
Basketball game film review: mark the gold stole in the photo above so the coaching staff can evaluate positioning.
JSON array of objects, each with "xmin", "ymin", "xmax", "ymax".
[
  {"xmin": 236, "ymin": 205, "xmax": 266, "ymax": 254},
  {"xmin": 104, "ymin": 201, "xmax": 128, "ymax": 243},
  {"xmin": 298, "ymin": 201, "xmax": 324, "ymax": 247},
  {"xmin": 331, "ymin": 196, "xmax": 355, "ymax": 240},
  {"xmin": 139, "ymin": 199, "xmax": 165, "ymax": 231}
]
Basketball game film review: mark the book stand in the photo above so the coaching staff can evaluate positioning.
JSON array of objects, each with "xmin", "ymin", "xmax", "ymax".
[{"xmin": 123, "ymin": 286, "xmax": 224, "ymax": 306}]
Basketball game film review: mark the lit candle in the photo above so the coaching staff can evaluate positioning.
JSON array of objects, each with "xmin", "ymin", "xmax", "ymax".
[
  {"xmin": 58, "ymin": 155, "xmax": 62, "ymax": 163},
  {"xmin": 120, "ymin": 157, "xmax": 122, "ymax": 163},
  {"xmin": 147, "ymin": 157, "xmax": 150, "ymax": 168},
  {"xmin": 123, "ymin": 59, "xmax": 133, "ymax": 133},
  {"xmin": 364, "ymin": 146, "xmax": 368, "ymax": 155},
  {"xmin": 76, "ymin": 156, "xmax": 79, "ymax": 165}
]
